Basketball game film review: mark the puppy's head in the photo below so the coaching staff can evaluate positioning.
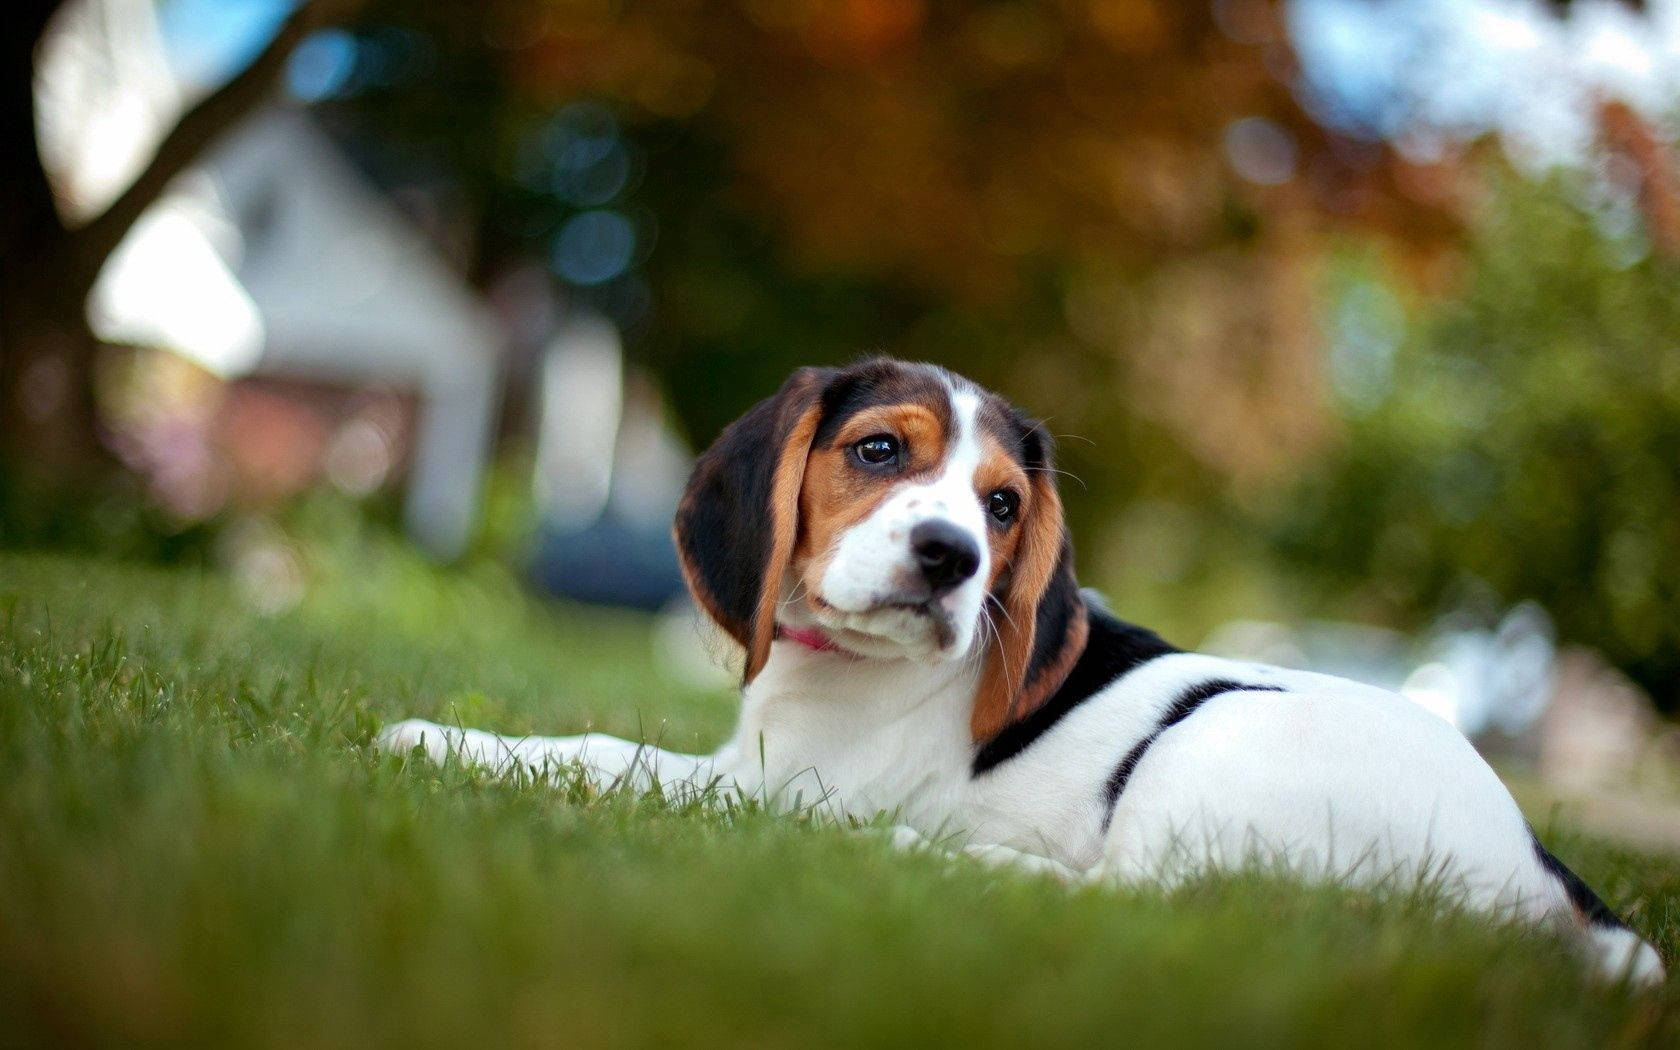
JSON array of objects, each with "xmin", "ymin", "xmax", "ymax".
[{"xmin": 674, "ymin": 359, "xmax": 1087, "ymax": 740}]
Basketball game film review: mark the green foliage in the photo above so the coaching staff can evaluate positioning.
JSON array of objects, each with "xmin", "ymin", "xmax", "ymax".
[
  {"xmin": 1, "ymin": 551, "xmax": 1678, "ymax": 1047},
  {"xmin": 334, "ymin": 1, "xmax": 1371, "ymax": 549},
  {"xmin": 0, "ymin": 467, "xmax": 216, "ymax": 564},
  {"xmin": 1272, "ymin": 176, "xmax": 1680, "ymax": 709}
]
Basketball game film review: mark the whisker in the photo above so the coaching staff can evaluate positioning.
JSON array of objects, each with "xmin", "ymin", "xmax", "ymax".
[
  {"xmin": 973, "ymin": 610, "xmax": 995, "ymax": 661},
  {"xmin": 988, "ymin": 594, "xmax": 1021, "ymax": 635},
  {"xmin": 1026, "ymin": 464, "xmax": 1087, "ymax": 490},
  {"xmin": 984, "ymin": 603, "xmax": 1019, "ymax": 697}
]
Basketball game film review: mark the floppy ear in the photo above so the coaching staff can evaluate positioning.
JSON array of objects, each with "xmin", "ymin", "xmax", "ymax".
[
  {"xmin": 971, "ymin": 429, "xmax": 1089, "ymax": 741},
  {"xmin": 674, "ymin": 367, "xmax": 831, "ymax": 683}
]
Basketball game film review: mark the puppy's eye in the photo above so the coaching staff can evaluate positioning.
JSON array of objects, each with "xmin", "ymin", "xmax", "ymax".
[
  {"xmin": 987, "ymin": 490, "xmax": 1019, "ymax": 525},
  {"xmin": 853, "ymin": 434, "xmax": 900, "ymax": 466}
]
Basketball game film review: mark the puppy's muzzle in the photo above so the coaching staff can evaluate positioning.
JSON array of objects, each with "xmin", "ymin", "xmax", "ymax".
[{"xmin": 910, "ymin": 520, "xmax": 980, "ymax": 596}]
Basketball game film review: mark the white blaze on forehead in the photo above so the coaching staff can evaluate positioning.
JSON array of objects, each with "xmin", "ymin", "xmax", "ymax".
[
  {"xmin": 810, "ymin": 373, "xmax": 993, "ymax": 659},
  {"xmin": 929, "ymin": 380, "xmax": 985, "ymax": 517}
]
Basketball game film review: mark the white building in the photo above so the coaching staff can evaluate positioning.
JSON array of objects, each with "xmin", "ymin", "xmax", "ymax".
[{"xmin": 37, "ymin": 0, "xmax": 502, "ymax": 558}]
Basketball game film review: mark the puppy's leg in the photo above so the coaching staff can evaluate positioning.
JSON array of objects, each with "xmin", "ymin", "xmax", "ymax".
[
  {"xmin": 377, "ymin": 718, "xmax": 730, "ymax": 800},
  {"xmin": 1582, "ymin": 923, "xmax": 1666, "ymax": 987},
  {"xmin": 886, "ymin": 825, "xmax": 1087, "ymax": 883},
  {"xmin": 961, "ymin": 842, "xmax": 1088, "ymax": 882}
]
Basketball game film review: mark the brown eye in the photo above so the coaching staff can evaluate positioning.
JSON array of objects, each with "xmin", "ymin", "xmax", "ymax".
[
  {"xmin": 853, "ymin": 434, "xmax": 900, "ymax": 466},
  {"xmin": 987, "ymin": 489, "xmax": 1019, "ymax": 525}
]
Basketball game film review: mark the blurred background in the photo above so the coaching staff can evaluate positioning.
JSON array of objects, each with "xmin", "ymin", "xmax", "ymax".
[{"xmin": 3, "ymin": 0, "xmax": 1678, "ymax": 838}]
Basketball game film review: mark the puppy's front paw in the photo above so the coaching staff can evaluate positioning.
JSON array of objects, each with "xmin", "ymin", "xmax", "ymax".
[
  {"xmin": 377, "ymin": 718, "xmax": 453, "ymax": 763},
  {"xmin": 887, "ymin": 824, "xmax": 931, "ymax": 853}
]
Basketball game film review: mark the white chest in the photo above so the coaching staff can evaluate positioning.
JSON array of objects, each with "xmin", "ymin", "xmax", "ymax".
[{"xmin": 724, "ymin": 644, "xmax": 978, "ymax": 823}]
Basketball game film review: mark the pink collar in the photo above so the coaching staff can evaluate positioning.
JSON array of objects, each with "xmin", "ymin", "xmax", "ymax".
[{"xmin": 777, "ymin": 624, "xmax": 846, "ymax": 654}]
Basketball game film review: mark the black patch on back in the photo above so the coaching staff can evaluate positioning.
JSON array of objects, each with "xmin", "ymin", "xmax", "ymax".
[
  {"xmin": 1099, "ymin": 678, "xmax": 1285, "ymax": 829},
  {"xmin": 971, "ymin": 605, "xmax": 1179, "ymax": 775},
  {"xmin": 1530, "ymin": 831, "xmax": 1628, "ymax": 930}
]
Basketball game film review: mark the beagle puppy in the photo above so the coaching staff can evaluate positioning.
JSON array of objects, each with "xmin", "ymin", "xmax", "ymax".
[{"xmin": 382, "ymin": 357, "xmax": 1664, "ymax": 985}]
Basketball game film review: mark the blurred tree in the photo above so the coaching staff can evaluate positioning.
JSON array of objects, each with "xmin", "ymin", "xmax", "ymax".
[
  {"xmin": 0, "ymin": 0, "xmax": 327, "ymax": 480},
  {"xmin": 339, "ymin": 0, "xmax": 1477, "ymax": 542},
  {"xmin": 1271, "ymin": 174, "xmax": 1680, "ymax": 712}
]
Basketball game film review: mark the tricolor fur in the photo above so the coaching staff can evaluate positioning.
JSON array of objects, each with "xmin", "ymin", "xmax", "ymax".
[{"xmin": 382, "ymin": 358, "xmax": 1665, "ymax": 987}]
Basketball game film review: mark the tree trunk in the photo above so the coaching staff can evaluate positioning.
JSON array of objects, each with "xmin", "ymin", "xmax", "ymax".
[
  {"xmin": 0, "ymin": 286, "xmax": 108, "ymax": 479},
  {"xmin": 0, "ymin": 0, "xmax": 110, "ymax": 481}
]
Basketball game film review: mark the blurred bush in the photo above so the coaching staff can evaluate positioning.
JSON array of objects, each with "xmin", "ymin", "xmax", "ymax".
[{"xmin": 1270, "ymin": 173, "xmax": 1680, "ymax": 712}]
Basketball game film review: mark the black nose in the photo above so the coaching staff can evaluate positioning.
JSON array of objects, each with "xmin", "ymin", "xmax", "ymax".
[{"xmin": 910, "ymin": 520, "xmax": 981, "ymax": 595}]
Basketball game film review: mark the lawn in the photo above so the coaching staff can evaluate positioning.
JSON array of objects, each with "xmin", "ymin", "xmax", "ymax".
[{"xmin": 1, "ymin": 547, "xmax": 1677, "ymax": 1048}]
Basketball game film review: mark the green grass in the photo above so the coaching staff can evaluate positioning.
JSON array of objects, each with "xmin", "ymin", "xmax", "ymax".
[{"xmin": 1, "ymin": 548, "xmax": 1677, "ymax": 1048}]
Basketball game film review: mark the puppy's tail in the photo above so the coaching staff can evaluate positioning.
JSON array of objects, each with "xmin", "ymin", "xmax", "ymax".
[{"xmin": 1532, "ymin": 834, "xmax": 1665, "ymax": 987}]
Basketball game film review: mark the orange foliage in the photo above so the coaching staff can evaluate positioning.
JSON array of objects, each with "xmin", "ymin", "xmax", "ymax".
[{"xmin": 488, "ymin": 0, "xmax": 1469, "ymax": 482}]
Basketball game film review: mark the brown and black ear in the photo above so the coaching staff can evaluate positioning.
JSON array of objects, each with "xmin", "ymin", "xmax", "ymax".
[
  {"xmin": 972, "ymin": 423, "xmax": 1089, "ymax": 741},
  {"xmin": 673, "ymin": 367, "xmax": 833, "ymax": 683}
]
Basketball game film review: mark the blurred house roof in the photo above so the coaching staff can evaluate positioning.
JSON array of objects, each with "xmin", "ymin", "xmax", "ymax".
[{"xmin": 194, "ymin": 108, "xmax": 500, "ymax": 393}]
